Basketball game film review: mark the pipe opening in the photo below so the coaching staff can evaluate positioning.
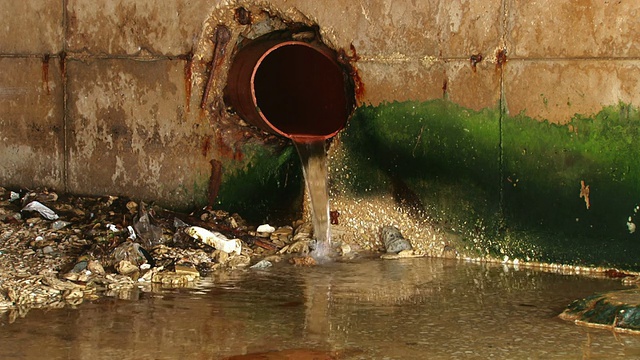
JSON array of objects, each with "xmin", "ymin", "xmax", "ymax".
[
  {"xmin": 253, "ymin": 42, "xmax": 349, "ymax": 139},
  {"xmin": 225, "ymin": 32, "xmax": 355, "ymax": 140}
]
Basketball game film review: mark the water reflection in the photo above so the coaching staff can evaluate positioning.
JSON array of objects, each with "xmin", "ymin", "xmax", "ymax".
[{"xmin": 1, "ymin": 257, "xmax": 638, "ymax": 359}]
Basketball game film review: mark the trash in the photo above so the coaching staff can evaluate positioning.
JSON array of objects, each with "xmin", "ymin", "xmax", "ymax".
[
  {"xmin": 112, "ymin": 241, "xmax": 154, "ymax": 267},
  {"xmin": 185, "ymin": 226, "xmax": 242, "ymax": 255},
  {"xmin": 256, "ymin": 224, "xmax": 275, "ymax": 233},
  {"xmin": 9, "ymin": 191, "xmax": 20, "ymax": 202},
  {"xmin": 21, "ymin": 201, "xmax": 59, "ymax": 220},
  {"xmin": 173, "ymin": 217, "xmax": 190, "ymax": 229},
  {"xmin": 133, "ymin": 203, "xmax": 163, "ymax": 248},
  {"xmin": 127, "ymin": 226, "xmax": 136, "ymax": 240},
  {"xmin": 51, "ymin": 220, "xmax": 71, "ymax": 230},
  {"xmin": 380, "ymin": 226, "xmax": 413, "ymax": 254},
  {"xmin": 250, "ymin": 259, "xmax": 272, "ymax": 269}
]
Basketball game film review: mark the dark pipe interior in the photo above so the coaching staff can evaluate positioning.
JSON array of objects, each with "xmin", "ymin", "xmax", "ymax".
[{"xmin": 253, "ymin": 44, "xmax": 350, "ymax": 138}]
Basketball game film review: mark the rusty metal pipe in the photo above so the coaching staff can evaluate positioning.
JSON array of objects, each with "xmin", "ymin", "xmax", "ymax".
[{"xmin": 225, "ymin": 37, "xmax": 354, "ymax": 141}]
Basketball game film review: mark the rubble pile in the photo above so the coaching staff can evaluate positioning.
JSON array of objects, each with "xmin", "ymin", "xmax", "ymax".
[{"xmin": 0, "ymin": 186, "xmax": 335, "ymax": 320}]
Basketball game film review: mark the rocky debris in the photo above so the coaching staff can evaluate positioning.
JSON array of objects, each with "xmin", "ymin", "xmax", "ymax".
[
  {"xmin": 380, "ymin": 249, "xmax": 425, "ymax": 260},
  {"xmin": 380, "ymin": 226, "xmax": 413, "ymax": 254},
  {"xmin": 0, "ymin": 186, "xmax": 433, "ymax": 320},
  {"xmin": 0, "ymin": 186, "xmax": 376, "ymax": 320},
  {"xmin": 559, "ymin": 289, "xmax": 640, "ymax": 334},
  {"xmin": 289, "ymin": 256, "xmax": 317, "ymax": 266}
]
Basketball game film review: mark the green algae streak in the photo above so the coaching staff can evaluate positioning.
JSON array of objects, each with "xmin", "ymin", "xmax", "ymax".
[{"xmin": 216, "ymin": 143, "xmax": 303, "ymax": 223}]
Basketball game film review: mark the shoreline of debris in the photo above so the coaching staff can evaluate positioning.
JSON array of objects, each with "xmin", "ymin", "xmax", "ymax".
[{"xmin": 0, "ymin": 186, "xmax": 405, "ymax": 321}]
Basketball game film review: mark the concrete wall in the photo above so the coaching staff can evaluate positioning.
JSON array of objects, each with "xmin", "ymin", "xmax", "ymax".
[{"xmin": 1, "ymin": 1, "xmax": 639, "ymax": 265}]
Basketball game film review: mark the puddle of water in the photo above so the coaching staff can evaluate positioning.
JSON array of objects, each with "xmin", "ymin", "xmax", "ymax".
[
  {"xmin": 293, "ymin": 138, "xmax": 331, "ymax": 258},
  {"xmin": 1, "ymin": 257, "xmax": 638, "ymax": 359}
]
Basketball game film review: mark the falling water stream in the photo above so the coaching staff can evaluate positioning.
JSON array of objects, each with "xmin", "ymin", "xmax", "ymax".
[{"xmin": 293, "ymin": 138, "xmax": 331, "ymax": 258}]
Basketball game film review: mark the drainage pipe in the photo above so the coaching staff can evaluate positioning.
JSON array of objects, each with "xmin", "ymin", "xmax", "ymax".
[{"xmin": 225, "ymin": 35, "xmax": 355, "ymax": 141}]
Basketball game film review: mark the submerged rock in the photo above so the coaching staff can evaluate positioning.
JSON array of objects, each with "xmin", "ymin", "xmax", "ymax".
[
  {"xmin": 380, "ymin": 226, "xmax": 413, "ymax": 253},
  {"xmin": 560, "ymin": 289, "xmax": 640, "ymax": 334}
]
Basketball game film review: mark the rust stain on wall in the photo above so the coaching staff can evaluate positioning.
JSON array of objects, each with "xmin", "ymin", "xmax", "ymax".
[
  {"xmin": 41, "ymin": 54, "xmax": 50, "ymax": 95},
  {"xmin": 208, "ymin": 159, "xmax": 222, "ymax": 206},
  {"xmin": 182, "ymin": 51, "xmax": 194, "ymax": 113},
  {"xmin": 201, "ymin": 136, "xmax": 212, "ymax": 157},
  {"xmin": 470, "ymin": 53, "xmax": 483, "ymax": 72},
  {"xmin": 496, "ymin": 48, "xmax": 507, "ymax": 70}
]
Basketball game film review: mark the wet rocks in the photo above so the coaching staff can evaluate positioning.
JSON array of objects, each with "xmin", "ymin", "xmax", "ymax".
[
  {"xmin": 0, "ymin": 186, "xmax": 436, "ymax": 319},
  {"xmin": 289, "ymin": 256, "xmax": 317, "ymax": 266},
  {"xmin": 380, "ymin": 226, "xmax": 413, "ymax": 253},
  {"xmin": 560, "ymin": 289, "xmax": 640, "ymax": 334}
]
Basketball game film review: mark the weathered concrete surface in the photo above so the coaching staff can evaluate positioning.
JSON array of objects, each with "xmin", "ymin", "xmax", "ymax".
[
  {"xmin": 67, "ymin": 0, "xmax": 214, "ymax": 56},
  {"xmin": 505, "ymin": 60, "xmax": 640, "ymax": 123},
  {"xmin": 359, "ymin": 59, "xmax": 501, "ymax": 109},
  {"xmin": 508, "ymin": 0, "xmax": 640, "ymax": 58},
  {"xmin": 0, "ymin": 57, "xmax": 64, "ymax": 189},
  {"xmin": 272, "ymin": 0, "xmax": 503, "ymax": 58},
  {"xmin": 66, "ymin": 58, "xmax": 213, "ymax": 207},
  {"xmin": 0, "ymin": 1, "xmax": 63, "ymax": 54}
]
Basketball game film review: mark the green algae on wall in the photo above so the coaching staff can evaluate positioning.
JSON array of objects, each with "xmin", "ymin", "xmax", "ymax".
[
  {"xmin": 341, "ymin": 100, "xmax": 640, "ymax": 270},
  {"xmin": 215, "ymin": 142, "xmax": 303, "ymax": 223}
]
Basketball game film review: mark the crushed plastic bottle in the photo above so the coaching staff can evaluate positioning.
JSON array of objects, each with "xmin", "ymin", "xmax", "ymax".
[
  {"xmin": 250, "ymin": 259, "xmax": 272, "ymax": 269},
  {"xmin": 133, "ymin": 203, "xmax": 163, "ymax": 248},
  {"xmin": 21, "ymin": 201, "xmax": 59, "ymax": 221},
  {"xmin": 185, "ymin": 226, "xmax": 242, "ymax": 255}
]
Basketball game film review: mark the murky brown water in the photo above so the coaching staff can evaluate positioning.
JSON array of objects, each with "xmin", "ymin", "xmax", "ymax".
[{"xmin": 1, "ymin": 257, "xmax": 638, "ymax": 359}]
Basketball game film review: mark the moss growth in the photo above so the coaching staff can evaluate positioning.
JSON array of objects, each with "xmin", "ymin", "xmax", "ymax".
[
  {"xmin": 216, "ymin": 142, "xmax": 303, "ymax": 223},
  {"xmin": 342, "ymin": 100, "xmax": 640, "ymax": 269}
]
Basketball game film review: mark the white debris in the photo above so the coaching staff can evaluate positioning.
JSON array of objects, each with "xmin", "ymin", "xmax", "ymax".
[
  {"xmin": 256, "ymin": 224, "xmax": 276, "ymax": 233},
  {"xmin": 127, "ymin": 225, "xmax": 137, "ymax": 240},
  {"xmin": 21, "ymin": 201, "xmax": 59, "ymax": 220},
  {"xmin": 185, "ymin": 226, "xmax": 242, "ymax": 255},
  {"xmin": 250, "ymin": 259, "xmax": 272, "ymax": 269},
  {"xmin": 627, "ymin": 217, "xmax": 636, "ymax": 234},
  {"xmin": 106, "ymin": 224, "xmax": 119, "ymax": 232}
]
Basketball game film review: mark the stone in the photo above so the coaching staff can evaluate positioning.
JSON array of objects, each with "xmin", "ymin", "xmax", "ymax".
[
  {"xmin": 380, "ymin": 226, "xmax": 413, "ymax": 254},
  {"xmin": 560, "ymin": 289, "xmax": 640, "ymax": 334}
]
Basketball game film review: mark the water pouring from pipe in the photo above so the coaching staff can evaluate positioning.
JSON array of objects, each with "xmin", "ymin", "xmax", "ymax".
[{"xmin": 225, "ymin": 31, "xmax": 356, "ymax": 258}]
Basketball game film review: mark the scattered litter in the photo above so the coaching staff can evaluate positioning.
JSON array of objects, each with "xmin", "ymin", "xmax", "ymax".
[
  {"xmin": 127, "ymin": 226, "xmax": 137, "ymax": 240},
  {"xmin": 133, "ymin": 203, "xmax": 163, "ymax": 248},
  {"xmin": 250, "ymin": 259, "xmax": 272, "ymax": 269},
  {"xmin": 51, "ymin": 220, "xmax": 71, "ymax": 230},
  {"xmin": 21, "ymin": 201, "xmax": 59, "ymax": 221},
  {"xmin": 185, "ymin": 226, "xmax": 242, "ymax": 255},
  {"xmin": 256, "ymin": 224, "xmax": 275, "ymax": 233}
]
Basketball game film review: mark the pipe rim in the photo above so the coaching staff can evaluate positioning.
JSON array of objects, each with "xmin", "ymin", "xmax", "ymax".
[{"xmin": 249, "ymin": 41, "xmax": 345, "ymax": 141}]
